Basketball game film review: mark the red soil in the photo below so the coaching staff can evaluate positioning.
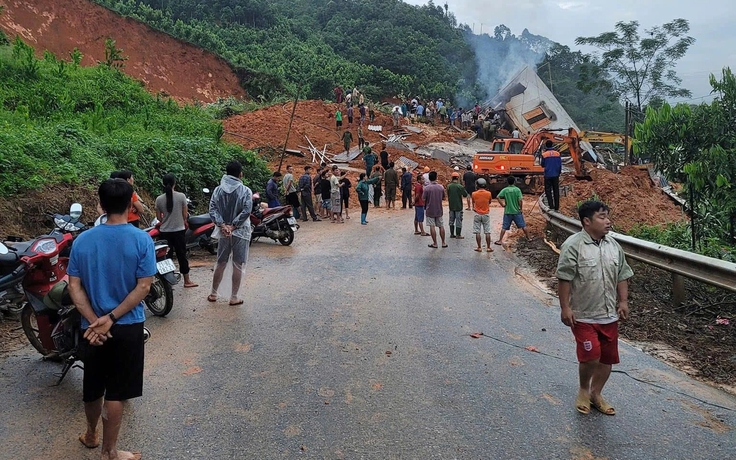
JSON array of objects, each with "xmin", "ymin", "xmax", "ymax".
[
  {"xmin": 223, "ymin": 100, "xmax": 468, "ymax": 187},
  {"xmin": 559, "ymin": 166, "xmax": 687, "ymax": 232},
  {"xmin": 0, "ymin": 0, "xmax": 244, "ymax": 102}
]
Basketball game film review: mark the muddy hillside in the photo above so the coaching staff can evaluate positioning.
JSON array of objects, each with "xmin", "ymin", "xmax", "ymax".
[
  {"xmin": 223, "ymin": 100, "xmax": 469, "ymax": 187},
  {"xmin": 0, "ymin": 0, "xmax": 244, "ymax": 102}
]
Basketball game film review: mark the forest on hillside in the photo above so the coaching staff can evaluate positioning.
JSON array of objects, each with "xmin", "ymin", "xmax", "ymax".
[
  {"xmin": 0, "ymin": 37, "xmax": 270, "ymax": 197},
  {"xmin": 90, "ymin": 0, "xmax": 622, "ymax": 131}
]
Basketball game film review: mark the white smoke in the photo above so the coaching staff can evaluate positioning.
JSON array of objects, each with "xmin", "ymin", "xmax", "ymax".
[{"xmin": 460, "ymin": 26, "xmax": 551, "ymax": 106}]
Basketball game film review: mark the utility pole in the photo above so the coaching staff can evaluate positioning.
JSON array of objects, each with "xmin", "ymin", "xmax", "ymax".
[
  {"xmin": 624, "ymin": 101, "xmax": 630, "ymax": 165},
  {"xmin": 278, "ymin": 91, "xmax": 299, "ymax": 173}
]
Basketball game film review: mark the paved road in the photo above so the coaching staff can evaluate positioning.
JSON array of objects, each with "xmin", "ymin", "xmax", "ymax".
[{"xmin": 0, "ymin": 208, "xmax": 734, "ymax": 459}]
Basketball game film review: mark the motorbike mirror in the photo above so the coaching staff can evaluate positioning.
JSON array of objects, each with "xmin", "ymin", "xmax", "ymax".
[
  {"xmin": 0, "ymin": 242, "xmax": 7, "ymax": 255},
  {"xmin": 69, "ymin": 203, "xmax": 83, "ymax": 220},
  {"xmin": 94, "ymin": 214, "xmax": 108, "ymax": 226},
  {"xmin": 202, "ymin": 188, "xmax": 210, "ymax": 194}
]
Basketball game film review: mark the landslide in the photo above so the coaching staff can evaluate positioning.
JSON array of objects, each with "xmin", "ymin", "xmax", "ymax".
[
  {"xmin": 0, "ymin": 0, "xmax": 244, "ymax": 102},
  {"xmin": 223, "ymin": 100, "xmax": 468, "ymax": 198}
]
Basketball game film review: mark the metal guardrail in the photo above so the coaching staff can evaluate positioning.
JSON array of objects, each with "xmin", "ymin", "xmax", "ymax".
[{"xmin": 538, "ymin": 196, "xmax": 736, "ymax": 294}]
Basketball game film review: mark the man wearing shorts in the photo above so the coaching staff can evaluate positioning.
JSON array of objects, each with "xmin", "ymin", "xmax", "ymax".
[
  {"xmin": 413, "ymin": 173, "xmax": 427, "ymax": 236},
  {"xmin": 208, "ymin": 160, "xmax": 253, "ymax": 305},
  {"xmin": 471, "ymin": 178, "xmax": 493, "ymax": 252},
  {"xmin": 463, "ymin": 165, "xmax": 476, "ymax": 210},
  {"xmin": 556, "ymin": 201, "xmax": 633, "ymax": 416},
  {"xmin": 69, "ymin": 178, "xmax": 157, "ymax": 460},
  {"xmin": 495, "ymin": 176, "xmax": 533, "ymax": 244},
  {"xmin": 422, "ymin": 171, "xmax": 447, "ymax": 248}
]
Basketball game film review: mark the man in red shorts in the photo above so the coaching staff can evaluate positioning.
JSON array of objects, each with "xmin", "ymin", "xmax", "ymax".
[{"xmin": 556, "ymin": 201, "xmax": 633, "ymax": 416}]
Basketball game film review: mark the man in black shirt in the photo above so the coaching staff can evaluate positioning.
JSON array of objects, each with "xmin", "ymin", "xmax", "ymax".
[
  {"xmin": 380, "ymin": 147, "xmax": 390, "ymax": 170},
  {"xmin": 462, "ymin": 165, "xmax": 476, "ymax": 211}
]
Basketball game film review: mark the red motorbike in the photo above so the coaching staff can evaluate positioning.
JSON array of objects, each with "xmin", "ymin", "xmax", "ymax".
[
  {"xmin": 250, "ymin": 193, "xmax": 299, "ymax": 246},
  {"xmin": 0, "ymin": 231, "xmax": 82, "ymax": 383},
  {"xmin": 147, "ymin": 194, "xmax": 217, "ymax": 255}
]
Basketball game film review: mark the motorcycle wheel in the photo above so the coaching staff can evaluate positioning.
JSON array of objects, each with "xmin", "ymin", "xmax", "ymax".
[
  {"xmin": 206, "ymin": 238, "xmax": 217, "ymax": 255},
  {"xmin": 145, "ymin": 274, "xmax": 174, "ymax": 317},
  {"xmin": 278, "ymin": 227, "xmax": 295, "ymax": 246},
  {"xmin": 20, "ymin": 303, "xmax": 54, "ymax": 357}
]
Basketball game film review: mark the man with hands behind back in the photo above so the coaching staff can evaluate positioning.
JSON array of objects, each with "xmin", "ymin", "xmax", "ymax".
[{"xmin": 68, "ymin": 178, "xmax": 157, "ymax": 460}]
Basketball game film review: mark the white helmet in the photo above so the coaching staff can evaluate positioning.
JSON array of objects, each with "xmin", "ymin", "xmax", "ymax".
[{"xmin": 454, "ymin": 166, "xmax": 460, "ymax": 171}]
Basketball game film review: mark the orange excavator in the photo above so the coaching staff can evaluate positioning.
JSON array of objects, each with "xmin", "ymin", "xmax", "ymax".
[{"xmin": 472, "ymin": 128, "xmax": 592, "ymax": 194}]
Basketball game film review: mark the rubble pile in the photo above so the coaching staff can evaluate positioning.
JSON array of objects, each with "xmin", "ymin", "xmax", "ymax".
[
  {"xmin": 559, "ymin": 166, "xmax": 687, "ymax": 232},
  {"xmin": 222, "ymin": 100, "xmax": 469, "ymax": 187}
]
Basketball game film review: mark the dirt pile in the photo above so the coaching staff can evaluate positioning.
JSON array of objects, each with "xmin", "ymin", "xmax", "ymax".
[
  {"xmin": 223, "ymin": 100, "xmax": 468, "ymax": 192},
  {"xmin": 0, "ymin": 0, "xmax": 244, "ymax": 102},
  {"xmin": 559, "ymin": 166, "xmax": 687, "ymax": 232}
]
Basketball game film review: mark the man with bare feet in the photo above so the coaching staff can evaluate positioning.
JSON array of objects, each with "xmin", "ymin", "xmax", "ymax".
[
  {"xmin": 69, "ymin": 178, "xmax": 157, "ymax": 460},
  {"xmin": 208, "ymin": 160, "xmax": 254, "ymax": 306},
  {"xmin": 471, "ymin": 178, "xmax": 493, "ymax": 252},
  {"xmin": 495, "ymin": 176, "xmax": 533, "ymax": 245},
  {"xmin": 413, "ymin": 172, "xmax": 428, "ymax": 236},
  {"xmin": 556, "ymin": 201, "xmax": 633, "ymax": 416},
  {"xmin": 422, "ymin": 171, "xmax": 447, "ymax": 248}
]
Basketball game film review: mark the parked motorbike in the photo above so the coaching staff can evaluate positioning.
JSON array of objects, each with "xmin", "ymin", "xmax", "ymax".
[
  {"xmin": 250, "ymin": 193, "xmax": 299, "ymax": 246},
  {"xmin": 0, "ymin": 204, "xmax": 85, "ymax": 317},
  {"xmin": 1, "ymin": 230, "xmax": 82, "ymax": 383},
  {"xmin": 0, "ymin": 229, "xmax": 150, "ymax": 385},
  {"xmin": 93, "ymin": 213, "xmax": 178, "ymax": 317},
  {"xmin": 147, "ymin": 190, "xmax": 217, "ymax": 255}
]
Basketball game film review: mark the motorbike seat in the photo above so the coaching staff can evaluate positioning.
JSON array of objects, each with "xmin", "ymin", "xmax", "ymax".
[
  {"xmin": 263, "ymin": 206, "xmax": 291, "ymax": 217},
  {"xmin": 0, "ymin": 241, "xmax": 32, "ymax": 265},
  {"xmin": 0, "ymin": 251, "xmax": 20, "ymax": 266},
  {"xmin": 189, "ymin": 214, "xmax": 212, "ymax": 226}
]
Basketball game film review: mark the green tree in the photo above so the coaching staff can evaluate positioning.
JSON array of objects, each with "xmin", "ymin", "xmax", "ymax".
[
  {"xmin": 576, "ymin": 19, "xmax": 695, "ymax": 114},
  {"xmin": 103, "ymin": 38, "xmax": 128, "ymax": 69},
  {"xmin": 635, "ymin": 67, "xmax": 736, "ymax": 253}
]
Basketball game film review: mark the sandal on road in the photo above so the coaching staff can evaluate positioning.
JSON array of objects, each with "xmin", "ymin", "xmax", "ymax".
[
  {"xmin": 474, "ymin": 248, "xmax": 483, "ymax": 252},
  {"xmin": 229, "ymin": 299, "xmax": 244, "ymax": 306},
  {"xmin": 441, "ymin": 244, "xmax": 448, "ymax": 248},
  {"xmin": 494, "ymin": 240, "xmax": 503, "ymax": 245},
  {"xmin": 428, "ymin": 244, "xmax": 438, "ymax": 248},
  {"xmin": 207, "ymin": 294, "xmax": 217, "ymax": 302},
  {"xmin": 591, "ymin": 397, "xmax": 616, "ymax": 415},
  {"xmin": 575, "ymin": 392, "xmax": 591, "ymax": 415},
  {"xmin": 184, "ymin": 283, "xmax": 199, "ymax": 288}
]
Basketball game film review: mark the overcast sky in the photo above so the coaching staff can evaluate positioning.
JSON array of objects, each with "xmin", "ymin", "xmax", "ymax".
[{"xmin": 404, "ymin": 0, "xmax": 735, "ymax": 103}]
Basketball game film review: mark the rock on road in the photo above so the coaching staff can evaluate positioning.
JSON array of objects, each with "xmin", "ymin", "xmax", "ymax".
[{"xmin": 0, "ymin": 208, "xmax": 734, "ymax": 459}]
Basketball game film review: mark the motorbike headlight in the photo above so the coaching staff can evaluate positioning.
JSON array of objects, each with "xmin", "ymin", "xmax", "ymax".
[{"xmin": 32, "ymin": 238, "xmax": 58, "ymax": 255}]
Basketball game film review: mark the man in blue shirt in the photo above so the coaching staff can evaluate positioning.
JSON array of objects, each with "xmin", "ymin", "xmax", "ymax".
[
  {"xmin": 541, "ymin": 140, "xmax": 562, "ymax": 210},
  {"xmin": 266, "ymin": 171, "xmax": 282, "ymax": 208},
  {"xmin": 68, "ymin": 178, "xmax": 156, "ymax": 460}
]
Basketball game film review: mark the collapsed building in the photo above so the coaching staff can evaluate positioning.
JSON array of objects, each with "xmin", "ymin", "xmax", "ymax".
[{"xmin": 486, "ymin": 65, "xmax": 598, "ymax": 159}]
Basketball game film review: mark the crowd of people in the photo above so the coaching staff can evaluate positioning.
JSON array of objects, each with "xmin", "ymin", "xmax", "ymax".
[{"xmin": 261, "ymin": 153, "xmax": 535, "ymax": 251}]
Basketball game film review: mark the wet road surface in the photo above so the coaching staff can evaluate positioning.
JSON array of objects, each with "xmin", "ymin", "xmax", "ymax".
[{"xmin": 0, "ymin": 207, "xmax": 734, "ymax": 459}]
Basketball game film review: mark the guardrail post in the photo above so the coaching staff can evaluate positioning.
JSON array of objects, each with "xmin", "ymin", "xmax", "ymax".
[{"xmin": 672, "ymin": 274, "xmax": 686, "ymax": 306}]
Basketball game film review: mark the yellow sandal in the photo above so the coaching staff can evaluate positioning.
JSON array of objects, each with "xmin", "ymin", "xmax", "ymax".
[
  {"xmin": 591, "ymin": 397, "xmax": 616, "ymax": 415},
  {"xmin": 575, "ymin": 392, "xmax": 591, "ymax": 414}
]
